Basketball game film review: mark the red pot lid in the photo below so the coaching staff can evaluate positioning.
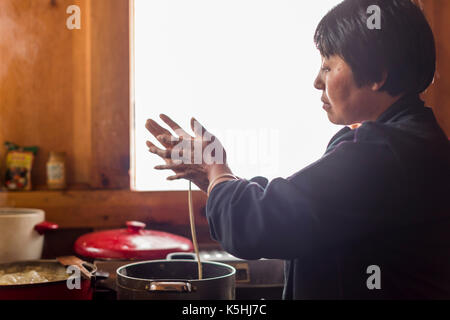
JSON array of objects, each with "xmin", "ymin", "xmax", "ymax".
[{"xmin": 74, "ymin": 221, "xmax": 194, "ymax": 260}]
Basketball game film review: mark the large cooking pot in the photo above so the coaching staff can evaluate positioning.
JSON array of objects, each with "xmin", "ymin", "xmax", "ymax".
[
  {"xmin": 116, "ymin": 259, "xmax": 236, "ymax": 300},
  {"xmin": 74, "ymin": 221, "xmax": 193, "ymax": 261},
  {"xmin": 0, "ymin": 208, "xmax": 58, "ymax": 263},
  {"xmin": 0, "ymin": 259, "xmax": 97, "ymax": 300}
]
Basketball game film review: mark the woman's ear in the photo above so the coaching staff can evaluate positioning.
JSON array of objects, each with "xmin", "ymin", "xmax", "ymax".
[{"xmin": 371, "ymin": 71, "xmax": 388, "ymax": 91}]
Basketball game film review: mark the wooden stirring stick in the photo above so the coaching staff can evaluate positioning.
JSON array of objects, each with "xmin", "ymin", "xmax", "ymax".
[{"xmin": 57, "ymin": 256, "xmax": 92, "ymax": 280}]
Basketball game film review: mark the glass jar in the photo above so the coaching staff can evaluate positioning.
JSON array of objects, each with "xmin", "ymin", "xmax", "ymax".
[{"xmin": 47, "ymin": 152, "xmax": 66, "ymax": 190}]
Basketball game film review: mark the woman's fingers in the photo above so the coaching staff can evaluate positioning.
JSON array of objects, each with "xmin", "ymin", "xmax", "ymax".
[
  {"xmin": 166, "ymin": 170, "xmax": 199, "ymax": 181},
  {"xmin": 145, "ymin": 119, "xmax": 171, "ymax": 137},
  {"xmin": 155, "ymin": 164, "xmax": 176, "ymax": 170},
  {"xmin": 167, "ymin": 173, "xmax": 188, "ymax": 181},
  {"xmin": 146, "ymin": 140, "xmax": 172, "ymax": 159},
  {"xmin": 190, "ymin": 117, "xmax": 208, "ymax": 137},
  {"xmin": 154, "ymin": 162, "xmax": 184, "ymax": 170},
  {"xmin": 145, "ymin": 119, "xmax": 177, "ymax": 148},
  {"xmin": 160, "ymin": 114, "xmax": 191, "ymax": 138},
  {"xmin": 157, "ymin": 134, "xmax": 183, "ymax": 147}
]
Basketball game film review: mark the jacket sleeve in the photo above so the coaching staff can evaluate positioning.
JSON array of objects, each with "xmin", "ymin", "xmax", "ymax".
[{"xmin": 206, "ymin": 139, "xmax": 406, "ymax": 260}]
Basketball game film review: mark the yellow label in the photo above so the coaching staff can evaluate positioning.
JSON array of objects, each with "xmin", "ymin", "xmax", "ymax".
[{"xmin": 6, "ymin": 151, "xmax": 33, "ymax": 168}]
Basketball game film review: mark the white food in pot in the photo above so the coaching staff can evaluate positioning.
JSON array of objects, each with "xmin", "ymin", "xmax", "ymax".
[
  {"xmin": 0, "ymin": 266, "xmax": 69, "ymax": 286},
  {"xmin": 0, "ymin": 270, "xmax": 50, "ymax": 285}
]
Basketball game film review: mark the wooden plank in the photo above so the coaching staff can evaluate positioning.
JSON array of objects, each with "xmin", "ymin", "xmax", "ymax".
[
  {"xmin": 89, "ymin": 0, "xmax": 131, "ymax": 189},
  {"xmin": 0, "ymin": 190, "xmax": 209, "ymax": 229},
  {"xmin": 421, "ymin": 0, "xmax": 450, "ymax": 137},
  {"xmin": 71, "ymin": 0, "xmax": 93, "ymax": 186}
]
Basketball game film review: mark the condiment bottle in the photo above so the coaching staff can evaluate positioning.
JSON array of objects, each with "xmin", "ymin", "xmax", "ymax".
[{"xmin": 47, "ymin": 152, "xmax": 66, "ymax": 190}]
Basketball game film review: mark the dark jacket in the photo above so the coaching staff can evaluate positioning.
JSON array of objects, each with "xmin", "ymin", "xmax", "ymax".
[{"xmin": 206, "ymin": 95, "xmax": 450, "ymax": 299}]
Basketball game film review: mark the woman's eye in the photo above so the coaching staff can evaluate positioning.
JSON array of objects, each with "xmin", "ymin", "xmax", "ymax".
[{"xmin": 321, "ymin": 67, "xmax": 330, "ymax": 72}]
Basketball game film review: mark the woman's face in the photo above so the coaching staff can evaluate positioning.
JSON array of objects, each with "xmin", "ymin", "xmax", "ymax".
[{"xmin": 314, "ymin": 55, "xmax": 375, "ymax": 125}]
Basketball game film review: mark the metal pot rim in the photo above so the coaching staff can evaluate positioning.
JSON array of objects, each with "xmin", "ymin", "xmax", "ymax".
[
  {"xmin": 116, "ymin": 259, "xmax": 236, "ymax": 282},
  {"xmin": 0, "ymin": 208, "xmax": 44, "ymax": 218}
]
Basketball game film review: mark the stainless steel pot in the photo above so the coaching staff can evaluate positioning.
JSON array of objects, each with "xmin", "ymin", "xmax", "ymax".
[
  {"xmin": 167, "ymin": 251, "xmax": 285, "ymax": 288},
  {"xmin": 116, "ymin": 260, "xmax": 236, "ymax": 300}
]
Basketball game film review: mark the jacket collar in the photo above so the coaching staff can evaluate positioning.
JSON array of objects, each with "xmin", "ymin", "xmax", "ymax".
[
  {"xmin": 376, "ymin": 94, "xmax": 424, "ymax": 124},
  {"xmin": 325, "ymin": 94, "xmax": 424, "ymax": 153}
]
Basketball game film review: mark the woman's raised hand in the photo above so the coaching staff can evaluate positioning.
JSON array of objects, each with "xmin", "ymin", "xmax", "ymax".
[{"xmin": 145, "ymin": 114, "xmax": 232, "ymax": 193}]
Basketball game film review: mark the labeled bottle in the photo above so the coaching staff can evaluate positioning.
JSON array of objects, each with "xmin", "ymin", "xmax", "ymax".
[{"xmin": 47, "ymin": 152, "xmax": 66, "ymax": 190}]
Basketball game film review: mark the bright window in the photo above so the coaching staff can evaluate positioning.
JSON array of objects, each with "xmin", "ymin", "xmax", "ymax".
[{"xmin": 133, "ymin": 0, "xmax": 343, "ymax": 191}]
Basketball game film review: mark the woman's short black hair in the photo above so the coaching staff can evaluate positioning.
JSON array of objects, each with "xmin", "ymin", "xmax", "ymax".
[{"xmin": 314, "ymin": 0, "xmax": 436, "ymax": 96}]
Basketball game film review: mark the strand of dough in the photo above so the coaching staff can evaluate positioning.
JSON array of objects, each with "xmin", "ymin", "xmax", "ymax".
[{"xmin": 188, "ymin": 181, "xmax": 203, "ymax": 279}]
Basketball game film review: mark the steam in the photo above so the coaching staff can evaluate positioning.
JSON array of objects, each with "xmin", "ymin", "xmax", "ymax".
[{"xmin": 0, "ymin": 1, "xmax": 40, "ymax": 80}]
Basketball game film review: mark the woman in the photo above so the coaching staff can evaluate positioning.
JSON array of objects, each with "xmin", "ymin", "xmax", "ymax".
[{"xmin": 146, "ymin": 0, "xmax": 450, "ymax": 299}]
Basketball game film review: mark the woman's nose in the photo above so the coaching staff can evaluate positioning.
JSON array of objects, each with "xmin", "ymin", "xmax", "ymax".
[{"xmin": 314, "ymin": 73, "xmax": 324, "ymax": 91}]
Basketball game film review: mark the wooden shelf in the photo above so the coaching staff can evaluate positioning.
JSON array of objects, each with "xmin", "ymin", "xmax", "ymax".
[{"xmin": 0, "ymin": 189, "xmax": 209, "ymax": 229}]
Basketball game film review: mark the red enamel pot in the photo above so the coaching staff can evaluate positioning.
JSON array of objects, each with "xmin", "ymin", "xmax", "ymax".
[{"xmin": 74, "ymin": 221, "xmax": 194, "ymax": 261}]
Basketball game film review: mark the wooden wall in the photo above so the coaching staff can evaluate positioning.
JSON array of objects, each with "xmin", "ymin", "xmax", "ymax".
[
  {"xmin": 90, "ymin": 0, "xmax": 131, "ymax": 189},
  {"xmin": 0, "ymin": 0, "xmax": 130, "ymax": 190}
]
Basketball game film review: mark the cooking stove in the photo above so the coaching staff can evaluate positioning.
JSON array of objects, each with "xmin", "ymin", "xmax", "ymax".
[{"xmin": 93, "ymin": 249, "xmax": 285, "ymax": 300}]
